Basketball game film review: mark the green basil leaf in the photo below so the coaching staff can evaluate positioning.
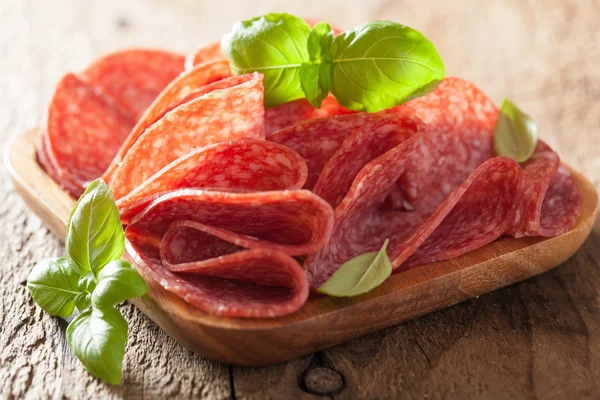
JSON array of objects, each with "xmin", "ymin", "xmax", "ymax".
[
  {"xmin": 329, "ymin": 21, "xmax": 445, "ymax": 112},
  {"xmin": 493, "ymin": 99, "xmax": 539, "ymax": 162},
  {"xmin": 26, "ymin": 257, "xmax": 84, "ymax": 318},
  {"xmin": 318, "ymin": 239, "xmax": 392, "ymax": 297},
  {"xmin": 66, "ymin": 178, "xmax": 124, "ymax": 277},
  {"xmin": 300, "ymin": 22, "xmax": 334, "ymax": 108},
  {"xmin": 221, "ymin": 13, "xmax": 311, "ymax": 107},
  {"xmin": 74, "ymin": 292, "xmax": 92, "ymax": 312},
  {"xmin": 66, "ymin": 307, "xmax": 128, "ymax": 385},
  {"xmin": 91, "ymin": 260, "xmax": 149, "ymax": 308}
]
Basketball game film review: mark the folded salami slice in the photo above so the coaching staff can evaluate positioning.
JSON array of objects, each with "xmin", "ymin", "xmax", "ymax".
[
  {"xmin": 102, "ymin": 60, "xmax": 234, "ymax": 183},
  {"xmin": 82, "ymin": 49, "xmax": 185, "ymax": 120},
  {"xmin": 265, "ymin": 95, "xmax": 352, "ymax": 136},
  {"xmin": 125, "ymin": 189, "xmax": 334, "ymax": 317},
  {"xmin": 271, "ymin": 112, "xmax": 396, "ymax": 190},
  {"xmin": 45, "ymin": 73, "xmax": 135, "ymax": 196},
  {"xmin": 184, "ymin": 42, "xmax": 225, "ymax": 71},
  {"xmin": 508, "ymin": 142, "xmax": 582, "ymax": 237},
  {"xmin": 109, "ymin": 74, "xmax": 265, "ymax": 199},
  {"xmin": 117, "ymin": 140, "xmax": 308, "ymax": 223}
]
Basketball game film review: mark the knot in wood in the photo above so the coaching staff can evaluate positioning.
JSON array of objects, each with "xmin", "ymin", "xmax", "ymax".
[{"xmin": 301, "ymin": 367, "xmax": 344, "ymax": 395}]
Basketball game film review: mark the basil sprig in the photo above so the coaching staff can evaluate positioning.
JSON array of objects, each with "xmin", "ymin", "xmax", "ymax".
[
  {"xmin": 493, "ymin": 99, "xmax": 538, "ymax": 162},
  {"xmin": 318, "ymin": 239, "xmax": 392, "ymax": 297},
  {"xmin": 222, "ymin": 14, "xmax": 446, "ymax": 112},
  {"xmin": 27, "ymin": 179, "xmax": 148, "ymax": 385}
]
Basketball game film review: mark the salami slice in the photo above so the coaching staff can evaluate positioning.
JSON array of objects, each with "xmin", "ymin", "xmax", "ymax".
[
  {"xmin": 269, "ymin": 113, "xmax": 376, "ymax": 189},
  {"xmin": 82, "ymin": 49, "xmax": 185, "ymax": 120},
  {"xmin": 129, "ymin": 242, "xmax": 308, "ymax": 318},
  {"xmin": 109, "ymin": 74, "xmax": 265, "ymax": 199},
  {"xmin": 507, "ymin": 142, "xmax": 582, "ymax": 237},
  {"xmin": 102, "ymin": 60, "xmax": 234, "ymax": 183},
  {"xmin": 303, "ymin": 82, "xmax": 523, "ymax": 288},
  {"xmin": 117, "ymin": 140, "xmax": 308, "ymax": 223},
  {"xmin": 46, "ymin": 73, "xmax": 134, "ymax": 195},
  {"xmin": 125, "ymin": 189, "xmax": 334, "ymax": 317},
  {"xmin": 184, "ymin": 42, "xmax": 225, "ymax": 71},
  {"xmin": 265, "ymin": 95, "xmax": 353, "ymax": 136}
]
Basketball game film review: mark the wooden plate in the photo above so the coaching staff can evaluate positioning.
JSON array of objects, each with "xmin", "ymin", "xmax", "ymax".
[{"xmin": 5, "ymin": 128, "xmax": 598, "ymax": 366}]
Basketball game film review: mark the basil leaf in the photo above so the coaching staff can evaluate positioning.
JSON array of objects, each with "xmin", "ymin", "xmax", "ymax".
[
  {"xmin": 329, "ymin": 21, "xmax": 445, "ymax": 112},
  {"xmin": 221, "ymin": 13, "xmax": 311, "ymax": 107},
  {"xmin": 91, "ymin": 260, "xmax": 149, "ymax": 308},
  {"xmin": 66, "ymin": 178, "xmax": 124, "ymax": 277},
  {"xmin": 493, "ymin": 99, "xmax": 539, "ymax": 162},
  {"xmin": 300, "ymin": 22, "xmax": 334, "ymax": 107},
  {"xmin": 74, "ymin": 292, "xmax": 92, "ymax": 312},
  {"xmin": 26, "ymin": 257, "xmax": 83, "ymax": 318},
  {"xmin": 318, "ymin": 239, "xmax": 392, "ymax": 297},
  {"xmin": 66, "ymin": 307, "xmax": 128, "ymax": 385}
]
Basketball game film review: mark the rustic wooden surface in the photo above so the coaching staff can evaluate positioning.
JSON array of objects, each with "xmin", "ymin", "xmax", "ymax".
[{"xmin": 0, "ymin": 0, "xmax": 598, "ymax": 399}]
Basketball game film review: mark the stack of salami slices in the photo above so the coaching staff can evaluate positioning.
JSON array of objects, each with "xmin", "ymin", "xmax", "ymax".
[{"xmin": 39, "ymin": 45, "xmax": 582, "ymax": 318}]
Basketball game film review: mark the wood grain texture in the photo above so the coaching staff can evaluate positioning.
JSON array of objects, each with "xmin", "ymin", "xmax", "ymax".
[{"xmin": 1, "ymin": 0, "xmax": 599, "ymax": 398}]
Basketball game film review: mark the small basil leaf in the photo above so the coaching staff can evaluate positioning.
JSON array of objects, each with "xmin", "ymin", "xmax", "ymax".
[
  {"xmin": 27, "ymin": 257, "xmax": 83, "ymax": 318},
  {"xmin": 91, "ymin": 260, "xmax": 149, "ymax": 308},
  {"xmin": 66, "ymin": 178, "xmax": 124, "ymax": 277},
  {"xmin": 221, "ymin": 13, "xmax": 311, "ymax": 107},
  {"xmin": 300, "ymin": 22, "xmax": 334, "ymax": 108},
  {"xmin": 493, "ymin": 99, "xmax": 538, "ymax": 162},
  {"xmin": 74, "ymin": 292, "xmax": 91, "ymax": 312},
  {"xmin": 329, "ymin": 21, "xmax": 445, "ymax": 112},
  {"xmin": 318, "ymin": 239, "xmax": 392, "ymax": 297},
  {"xmin": 78, "ymin": 271, "xmax": 97, "ymax": 293},
  {"xmin": 66, "ymin": 307, "xmax": 128, "ymax": 385}
]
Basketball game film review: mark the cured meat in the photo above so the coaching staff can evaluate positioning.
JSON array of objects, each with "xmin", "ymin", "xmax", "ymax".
[
  {"xmin": 82, "ymin": 49, "xmax": 185, "ymax": 120},
  {"xmin": 46, "ymin": 73, "xmax": 134, "ymax": 195},
  {"xmin": 102, "ymin": 60, "xmax": 234, "ymax": 183},
  {"xmin": 303, "ymin": 82, "xmax": 523, "ymax": 288},
  {"xmin": 265, "ymin": 95, "xmax": 352, "ymax": 136},
  {"xmin": 508, "ymin": 142, "xmax": 582, "ymax": 237},
  {"xmin": 117, "ymin": 140, "xmax": 308, "ymax": 223},
  {"xmin": 184, "ymin": 42, "xmax": 225, "ymax": 71},
  {"xmin": 390, "ymin": 77, "xmax": 499, "ymax": 207},
  {"xmin": 125, "ymin": 189, "xmax": 334, "ymax": 317},
  {"xmin": 109, "ymin": 74, "xmax": 265, "ymax": 199}
]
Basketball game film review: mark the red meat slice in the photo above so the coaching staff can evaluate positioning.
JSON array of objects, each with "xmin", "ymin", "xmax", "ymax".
[
  {"xmin": 117, "ymin": 140, "xmax": 308, "ymax": 223},
  {"xmin": 265, "ymin": 95, "xmax": 353, "ymax": 136},
  {"xmin": 303, "ymin": 81, "xmax": 523, "ymax": 289},
  {"xmin": 125, "ymin": 189, "xmax": 334, "ymax": 317},
  {"xmin": 109, "ymin": 74, "xmax": 265, "ymax": 199},
  {"xmin": 82, "ymin": 49, "xmax": 185, "ymax": 121},
  {"xmin": 508, "ymin": 142, "xmax": 582, "ymax": 237},
  {"xmin": 102, "ymin": 60, "xmax": 234, "ymax": 183},
  {"xmin": 45, "ymin": 73, "xmax": 134, "ymax": 195},
  {"xmin": 184, "ymin": 42, "xmax": 225, "ymax": 71}
]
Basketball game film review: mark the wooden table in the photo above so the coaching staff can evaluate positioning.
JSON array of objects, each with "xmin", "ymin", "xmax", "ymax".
[{"xmin": 1, "ymin": 0, "xmax": 598, "ymax": 398}]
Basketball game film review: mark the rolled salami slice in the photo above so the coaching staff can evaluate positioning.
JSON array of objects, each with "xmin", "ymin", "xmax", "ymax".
[
  {"xmin": 109, "ymin": 74, "xmax": 265, "ymax": 199},
  {"xmin": 184, "ymin": 42, "xmax": 226, "ymax": 71},
  {"xmin": 125, "ymin": 189, "xmax": 334, "ymax": 317},
  {"xmin": 82, "ymin": 49, "xmax": 185, "ymax": 120},
  {"xmin": 117, "ymin": 140, "xmax": 308, "ymax": 223}
]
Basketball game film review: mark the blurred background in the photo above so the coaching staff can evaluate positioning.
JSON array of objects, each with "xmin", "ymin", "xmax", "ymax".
[{"xmin": 1, "ymin": 0, "xmax": 599, "ymax": 189}]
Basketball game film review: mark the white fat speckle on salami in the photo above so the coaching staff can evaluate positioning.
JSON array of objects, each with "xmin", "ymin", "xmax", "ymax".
[
  {"xmin": 109, "ymin": 74, "xmax": 265, "ymax": 199},
  {"xmin": 82, "ymin": 49, "xmax": 185, "ymax": 121},
  {"xmin": 117, "ymin": 140, "xmax": 308, "ymax": 223},
  {"xmin": 45, "ymin": 73, "xmax": 134, "ymax": 195}
]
